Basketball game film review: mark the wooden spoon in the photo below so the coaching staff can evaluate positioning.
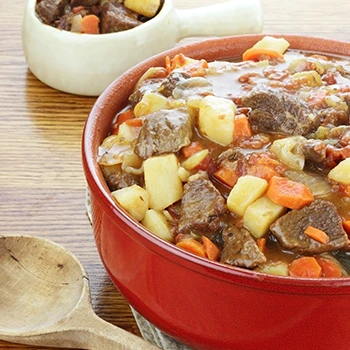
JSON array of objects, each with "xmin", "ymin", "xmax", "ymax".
[{"xmin": 0, "ymin": 235, "xmax": 158, "ymax": 349}]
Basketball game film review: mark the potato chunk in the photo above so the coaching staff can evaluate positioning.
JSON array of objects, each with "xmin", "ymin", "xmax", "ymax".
[
  {"xmin": 134, "ymin": 92, "xmax": 169, "ymax": 117},
  {"xmin": 243, "ymin": 195, "xmax": 287, "ymax": 238},
  {"xmin": 269, "ymin": 136, "xmax": 305, "ymax": 170},
  {"xmin": 328, "ymin": 158, "xmax": 350, "ymax": 184},
  {"xmin": 252, "ymin": 36, "xmax": 290, "ymax": 55},
  {"xmin": 111, "ymin": 185, "xmax": 149, "ymax": 221},
  {"xmin": 198, "ymin": 96, "xmax": 235, "ymax": 146},
  {"xmin": 124, "ymin": 0, "xmax": 161, "ymax": 17},
  {"xmin": 142, "ymin": 209, "xmax": 174, "ymax": 242},
  {"xmin": 144, "ymin": 154, "xmax": 183, "ymax": 211},
  {"xmin": 227, "ymin": 175, "xmax": 268, "ymax": 217}
]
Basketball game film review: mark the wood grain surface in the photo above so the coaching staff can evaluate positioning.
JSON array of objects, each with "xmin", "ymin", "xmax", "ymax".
[{"xmin": 0, "ymin": 0, "xmax": 349, "ymax": 349}]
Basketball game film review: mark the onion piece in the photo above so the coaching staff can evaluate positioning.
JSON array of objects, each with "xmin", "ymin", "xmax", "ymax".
[{"xmin": 71, "ymin": 14, "xmax": 83, "ymax": 33}]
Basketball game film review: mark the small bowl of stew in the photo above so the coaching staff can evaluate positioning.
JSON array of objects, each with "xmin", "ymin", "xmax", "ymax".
[
  {"xmin": 83, "ymin": 34, "xmax": 350, "ymax": 350},
  {"xmin": 22, "ymin": 0, "xmax": 263, "ymax": 96}
]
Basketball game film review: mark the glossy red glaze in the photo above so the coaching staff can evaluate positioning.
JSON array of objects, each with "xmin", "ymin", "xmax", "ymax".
[{"xmin": 83, "ymin": 35, "xmax": 350, "ymax": 350}]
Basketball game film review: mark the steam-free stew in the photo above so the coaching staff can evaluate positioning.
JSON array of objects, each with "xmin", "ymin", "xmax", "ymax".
[{"xmin": 98, "ymin": 36, "xmax": 350, "ymax": 278}]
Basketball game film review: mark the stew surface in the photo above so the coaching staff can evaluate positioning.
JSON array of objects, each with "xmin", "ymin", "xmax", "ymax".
[{"xmin": 98, "ymin": 37, "xmax": 350, "ymax": 278}]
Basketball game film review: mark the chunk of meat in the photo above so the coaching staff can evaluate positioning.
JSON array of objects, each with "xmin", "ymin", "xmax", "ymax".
[
  {"xmin": 36, "ymin": 0, "xmax": 68, "ymax": 24},
  {"xmin": 134, "ymin": 108, "xmax": 192, "ymax": 159},
  {"xmin": 158, "ymin": 71, "xmax": 191, "ymax": 97},
  {"xmin": 318, "ymin": 108, "xmax": 349, "ymax": 127},
  {"xmin": 242, "ymin": 87, "xmax": 317, "ymax": 135},
  {"xmin": 100, "ymin": 2, "xmax": 142, "ymax": 34},
  {"xmin": 105, "ymin": 168, "xmax": 144, "ymax": 191},
  {"xmin": 70, "ymin": 0, "xmax": 99, "ymax": 7},
  {"xmin": 270, "ymin": 199, "xmax": 349, "ymax": 255},
  {"xmin": 178, "ymin": 172, "xmax": 227, "ymax": 235},
  {"xmin": 220, "ymin": 224, "xmax": 266, "ymax": 269},
  {"xmin": 302, "ymin": 139, "xmax": 327, "ymax": 164}
]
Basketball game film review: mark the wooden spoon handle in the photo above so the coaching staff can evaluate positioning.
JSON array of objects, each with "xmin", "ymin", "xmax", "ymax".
[{"xmin": 67, "ymin": 311, "xmax": 158, "ymax": 350}]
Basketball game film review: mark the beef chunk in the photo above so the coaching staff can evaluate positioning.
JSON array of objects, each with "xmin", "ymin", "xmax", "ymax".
[
  {"xmin": 242, "ymin": 88, "xmax": 316, "ymax": 136},
  {"xmin": 270, "ymin": 199, "xmax": 349, "ymax": 255},
  {"xmin": 70, "ymin": 0, "xmax": 99, "ymax": 7},
  {"xmin": 302, "ymin": 139, "xmax": 327, "ymax": 164},
  {"xmin": 220, "ymin": 224, "xmax": 266, "ymax": 268},
  {"xmin": 36, "ymin": 0, "xmax": 68, "ymax": 24},
  {"xmin": 178, "ymin": 172, "xmax": 227, "ymax": 235},
  {"xmin": 134, "ymin": 108, "xmax": 192, "ymax": 159},
  {"xmin": 100, "ymin": 2, "xmax": 142, "ymax": 34},
  {"xmin": 105, "ymin": 169, "xmax": 144, "ymax": 191},
  {"xmin": 318, "ymin": 108, "xmax": 349, "ymax": 127},
  {"xmin": 158, "ymin": 71, "xmax": 192, "ymax": 97}
]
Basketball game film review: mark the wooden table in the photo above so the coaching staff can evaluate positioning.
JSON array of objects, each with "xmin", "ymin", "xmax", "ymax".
[{"xmin": 0, "ymin": 0, "xmax": 349, "ymax": 348}]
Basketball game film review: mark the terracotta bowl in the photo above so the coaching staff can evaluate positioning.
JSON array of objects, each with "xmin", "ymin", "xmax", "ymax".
[{"xmin": 82, "ymin": 34, "xmax": 350, "ymax": 350}]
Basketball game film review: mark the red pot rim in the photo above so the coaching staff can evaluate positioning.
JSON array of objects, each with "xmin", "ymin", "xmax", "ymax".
[{"xmin": 82, "ymin": 34, "xmax": 350, "ymax": 294}]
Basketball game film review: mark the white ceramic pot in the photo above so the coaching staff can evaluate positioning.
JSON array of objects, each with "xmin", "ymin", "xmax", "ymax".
[{"xmin": 22, "ymin": 0, "xmax": 263, "ymax": 96}]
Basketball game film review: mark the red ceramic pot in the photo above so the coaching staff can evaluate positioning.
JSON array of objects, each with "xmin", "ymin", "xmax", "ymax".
[{"xmin": 83, "ymin": 35, "xmax": 350, "ymax": 350}]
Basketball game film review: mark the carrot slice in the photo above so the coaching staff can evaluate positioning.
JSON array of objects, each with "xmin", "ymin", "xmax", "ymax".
[
  {"xmin": 316, "ymin": 257, "xmax": 342, "ymax": 278},
  {"xmin": 81, "ymin": 14, "xmax": 100, "ymax": 34},
  {"xmin": 234, "ymin": 114, "xmax": 253, "ymax": 138},
  {"xmin": 202, "ymin": 236, "xmax": 220, "ymax": 261},
  {"xmin": 343, "ymin": 220, "xmax": 350, "ymax": 235},
  {"xmin": 304, "ymin": 226, "xmax": 330, "ymax": 245},
  {"xmin": 176, "ymin": 238, "xmax": 206, "ymax": 258},
  {"xmin": 125, "ymin": 118, "xmax": 143, "ymax": 127},
  {"xmin": 214, "ymin": 167, "xmax": 239, "ymax": 188},
  {"xmin": 181, "ymin": 142, "xmax": 205, "ymax": 158},
  {"xmin": 243, "ymin": 48, "xmax": 283, "ymax": 61},
  {"xmin": 266, "ymin": 176, "xmax": 314, "ymax": 209},
  {"xmin": 256, "ymin": 238, "xmax": 266, "ymax": 253},
  {"xmin": 111, "ymin": 110, "xmax": 134, "ymax": 134},
  {"xmin": 289, "ymin": 257, "xmax": 322, "ymax": 278}
]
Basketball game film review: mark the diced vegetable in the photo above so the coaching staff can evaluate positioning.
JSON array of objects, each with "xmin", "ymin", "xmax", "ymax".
[
  {"xmin": 181, "ymin": 142, "xmax": 205, "ymax": 158},
  {"xmin": 243, "ymin": 195, "xmax": 286, "ymax": 238},
  {"xmin": 198, "ymin": 96, "xmax": 236, "ymax": 146},
  {"xmin": 266, "ymin": 176, "xmax": 314, "ymax": 209},
  {"xmin": 142, "ymin": 209, "xmax": 174, "ymax": 242},
  {"xmin": 343, "ymin": 220, "xmax": 350, "ymax": 235},
  {"xmin": 176, "ymin": 238, "xmax": 206, "ymax": 258},
  {"xmin": 227, "ymin": 175, "xmax": 268, "ymax": 217},
  {"xmin": 112, "ymin": 185, "xmax": 149, "ymax": 222},
  {"xmin": 256, "ymin": 261, "xmax": 289, "ymax": 276},
  {"xmin": 316, "ymin": 257, "xmax": 342, "ymax": 278},
  {"xmin": 256, "ymin": 238, "xmax": 266, "ymax": 253},
  {"xmin": 177, "ymin": 166, "xmax": 190, "ymax": 182},
  {"xmin": 234, "ymin": 114, "xmax": 253, "ymax": 138},
  {"xmin": 328, "ymin": 158, "xmax": 350, "ymax": 185},
  {"xmin": 289, "ymin": 257, "xmax": 322, "ymax": 278},
  {"xmin": 134, "ymin": 92, "xmax": 169, "ymax": 117},
  {"xmin": 214, "ymin": 167, "xmax": 240, "ymax": 188},
  {"xmin": 269, "ymin": 136, "xmax": 305, "ymax": 170},
  {"xmin": 124, "ymin": 0, "xmax": 161, "ymax": 17},
  {"xmin": 304, "ymin": 226, "xmax": 330, "ymax": 245},
  {"xmin": 144, "ymin": 154, "xmax": 183, "ymax": 211},
  {"xmin": 71, "ymin": 14, "xmax": 83, "ymax": 33},
  {"xmin": 181, "ymin": 149, "xmax": 209, "ymax": 170},
  {"xmin": 284, "ymin": 169, "xmax": 331, "ymax": 197},
  {"xmin": 202, "ymin": 236, "xmax": 220, "ymax": 261},
  {"xmin": 81, "ymin": 14, "xmax": 100, "ymax": 34},
  {"xmin": 242, "ymin": 36, "xmax": 290, "ymax": 61}
]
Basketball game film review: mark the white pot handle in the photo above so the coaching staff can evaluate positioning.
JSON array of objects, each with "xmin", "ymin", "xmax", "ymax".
[{"xmin": 176, "ymin": 0, "xmax": 263, "ymax": 39}]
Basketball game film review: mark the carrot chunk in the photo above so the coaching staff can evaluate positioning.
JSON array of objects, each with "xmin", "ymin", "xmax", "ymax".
[
  {"xmin": 243, "ymin": 48, "xmax": 283, "ymax": 62},
  {"xmin": 316, "ymin": 257, "xmax": 342, "ymax": 278},
  {"xmin": 125, "ymin": 118, "xmax": 143, "ymax": 127},
  {"xmin": 234, "ymin": 114, "xmax": 253, "ymax": 138},
  {"xmin": 181, "ymin": 142, "xmax": 205, "ymax": 158},
  {"xmin": 289, "ymin": 257, "xmax": 322, "ymax": 278},
  {"xmin": 202, "ymin": 236, "xmax": 220, "ymax": 261},
  {"xmin": 343, "ymin": 220, "xmax": 350, "ymax": 236},
  {"xmin": 81, "ymin": 14, "xmax": 100, "ymax": 34},
  {"xmin": 256, "ymin": 238, "xmax": 266, "ymax": 253},
  {"xmin": 304, "ymin": 226, "xmax": 330, "ymax": 245},
  {"xmin": 266, "ymin": 176, "xmax": 314, "ymax": 209},
  {"xmin": 176, "ymin": 238, "xmax": 206, "ymax": 258},
  {"xmin": 214, "ymin": 167, "xmax": 239, "ymax": 188}
]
